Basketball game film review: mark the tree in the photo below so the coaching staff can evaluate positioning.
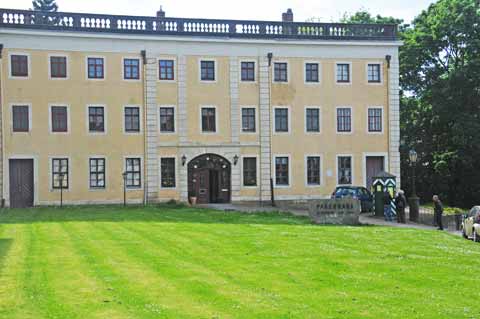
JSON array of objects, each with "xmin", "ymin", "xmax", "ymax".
[{"xmin": 32, "ymin": 0, "xmax": 58, "ymax": 12}]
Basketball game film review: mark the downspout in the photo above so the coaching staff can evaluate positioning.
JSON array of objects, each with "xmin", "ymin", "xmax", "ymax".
[
  {"xmin": 385, "ymin": 54, "xmax": 391, "ymax": 174},
  {"xmin": 141, "ymin": 50, "xmax": 147, "ymax": 205},
  {"xmin": 267, "ymin": 52, "xmax": 275, "ymax": 207},
  {"xmin": 0, "ymin": 44, "xmax": 5, "ymax": 208}
]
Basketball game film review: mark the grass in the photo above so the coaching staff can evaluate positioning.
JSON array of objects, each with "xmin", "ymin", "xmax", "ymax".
[{"xmin": 0, "ymin": 204, "xmax": 479, "ymax": 319}]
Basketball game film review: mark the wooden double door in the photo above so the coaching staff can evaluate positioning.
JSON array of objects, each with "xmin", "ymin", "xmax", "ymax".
[
  {"xmin": 188, "ymin": 154, "xmax": 231, "ymax": 204},
  {"xmin": 9, "ymin": 159, "xmax": 34, "ymax": 208}
]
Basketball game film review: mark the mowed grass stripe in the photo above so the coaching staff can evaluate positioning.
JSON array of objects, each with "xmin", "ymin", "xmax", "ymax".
[
  {"xmin": 88, "ymin": 220, "xmax": 238, "ymax": 319},
  {"xmin": 0, "ymin": 224, "xmax": 41, "ymax": 319},
  {"xmin": 62, "ymin": 220, "xmax": 211, "ymax": 319},
  {"xmin": 102, "ymin": 221, "xmax": 271, "ymax": 317}
]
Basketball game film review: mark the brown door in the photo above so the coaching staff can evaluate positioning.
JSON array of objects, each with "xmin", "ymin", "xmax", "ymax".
[
  {"xmin": 195, "ymin": 168, "xmax": 210, "ymax": 204},
  {"xmin": 9, "ymin": 159, "xmax": 34, "ymax": 208},
  {"xmin": 366, "ymin": 156, "xmax": 384, "ymax": 190}
]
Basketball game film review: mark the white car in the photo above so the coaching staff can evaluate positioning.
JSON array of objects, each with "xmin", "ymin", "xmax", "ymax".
[{"xmin": 462, "ymin": 206, "xmax": 480, "ymax": 242}]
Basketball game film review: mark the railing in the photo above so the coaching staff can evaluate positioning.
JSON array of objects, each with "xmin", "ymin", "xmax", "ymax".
[{"xmin": 0, "ymin": 8, "xmax": 398, "ymax": 41}]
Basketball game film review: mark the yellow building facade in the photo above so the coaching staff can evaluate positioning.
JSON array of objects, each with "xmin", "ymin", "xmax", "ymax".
[{"xmin": 0, "ymin": 8, "xmax": 401, "ymax": 207}]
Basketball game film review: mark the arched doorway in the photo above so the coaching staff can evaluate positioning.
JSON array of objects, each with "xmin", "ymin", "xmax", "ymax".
[{"xmin": 188, "ymin": 154, "xmax": 231, "ymax": 204}]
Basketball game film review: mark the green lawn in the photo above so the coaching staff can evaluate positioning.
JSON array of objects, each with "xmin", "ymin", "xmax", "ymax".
[{"xmin": 0, "ymin": 205, "xmax": 479, "ymax": 319}]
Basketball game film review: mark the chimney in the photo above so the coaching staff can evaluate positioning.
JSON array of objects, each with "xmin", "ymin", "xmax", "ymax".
[
  {"xmin": 156, "ymin": 6, "xmax": 165, "ymax": 18},
  {"xmin": 282, "ymin": 8, "xmax": 293, "ymax": 22}
]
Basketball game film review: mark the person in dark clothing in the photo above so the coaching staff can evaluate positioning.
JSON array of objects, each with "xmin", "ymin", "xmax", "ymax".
[
  {"xmin": 395, "ymin": 190, "xmax": 407, "ymax": 223},
  {"xmin": 433, "ymin": 195, "xmax": 444, "ymax": 230},
  {"xmin": 383, "ymin": 191, "xmax": 394, "ymax": 221}
]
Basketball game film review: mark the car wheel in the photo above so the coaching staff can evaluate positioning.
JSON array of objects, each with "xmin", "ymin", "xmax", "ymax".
[{"xmin": 474, "ymin": 230, "xmax": 480, "ymax": 243}]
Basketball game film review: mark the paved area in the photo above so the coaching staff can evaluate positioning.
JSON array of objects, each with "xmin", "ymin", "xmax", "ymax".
[{"xmin": 199, "ymin": 203, "xmax": 462, "ymax": 236}]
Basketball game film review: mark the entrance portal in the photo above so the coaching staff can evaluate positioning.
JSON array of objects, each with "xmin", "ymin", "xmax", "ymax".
[{"xmin": 187, "ymin": 154, "xmax": 231, "ymax": 204}]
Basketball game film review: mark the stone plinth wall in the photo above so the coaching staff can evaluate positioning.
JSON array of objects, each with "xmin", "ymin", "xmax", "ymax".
[{"xmin": 309, "ymin": 199, "xmax": 361, "ymax": 225}]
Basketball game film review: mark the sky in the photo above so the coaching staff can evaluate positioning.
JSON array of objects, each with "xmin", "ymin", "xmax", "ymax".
[{"xmin": 2, "ymin": 0, "xmax": 436, "ymax": 24}]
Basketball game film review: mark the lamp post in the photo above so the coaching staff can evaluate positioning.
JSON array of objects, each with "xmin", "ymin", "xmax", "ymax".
[
  {"xmin": 58, "ymin": 172, "xmax": 65, "ymax": 207},
  {"xmin": 122, "ymin": 172, "xmax": 127, "ymax": 206},
  {"xmin": 408, "ymin": 149, "xmax": 420, "ymax": 222}
]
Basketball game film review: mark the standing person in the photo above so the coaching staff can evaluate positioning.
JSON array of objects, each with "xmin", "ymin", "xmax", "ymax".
[
  {"xmin": 395, "ymin": 190, "xmax": 407, "ymax": 223},
  {"xmin": 433, "ymin": 195, "xmax": 444, "ymax": 230},
  {"xmin": 383, "ymin": 190, "xmax": 393, "ymax": 221}
]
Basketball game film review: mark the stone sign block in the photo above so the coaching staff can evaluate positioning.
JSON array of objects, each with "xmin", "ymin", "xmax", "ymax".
[{"xmin": 309, "ymin": 198, "xmax": 361, "ymax": 225}]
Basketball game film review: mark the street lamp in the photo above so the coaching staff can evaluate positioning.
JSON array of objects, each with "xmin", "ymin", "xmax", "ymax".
[
  {"xmin": 122, "ymin": 172, "xmax": 127, "ymax": 206},
  {"xmin": 408, "ymin": 149, "xmax": 420, "ymax": 222}
]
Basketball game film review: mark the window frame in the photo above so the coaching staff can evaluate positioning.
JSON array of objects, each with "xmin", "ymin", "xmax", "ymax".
[
  {"xmin": 273, "ymin": 61, "xmax": 289, "ymax": 83},
  {"xmin": 273, "ymin": 106, "xmax": 291, "ymax": 134},
  {"xmin": 86, "ymin": 105, "xmax": 107, "ymax": 134},
  {"xmin": 273, "ymin": 155, "xmax": 291, "ymax": 187},
  {"xmin": 305, "ymin": 155, "xmax": 322, "ymax": 187},
  {"xmin": 304, "ymin": 61, "xmax": 321, "ymax": 84},
  {"xmin": 240, "ymin": 106, "xmax": 257, "ymax": 134},
  {"xmin": 366, "ymin": 62, "xmax": 383, "ymax": 85},
  {"xmin": 240, "ymin": 60, "xmax": 256, "ymax": 83},
  {"xmin": 336, "ymin": 155, "xmax": 354, "ymax": 186},
  {"xmin": 200, "ymin": 105, "xmax": 218, "ymax": 134},
  {"xmin": 88, "ymin": 157, "xmax": 106, "ymax": 190},
  {"xmin": 304, "ymin": 106, "xmax": 321, "ymax": 134},
  {"xmin": 10, "ymin": 103, "xmax": 32, "ymax": 133},
  {"xmin": 159, "ymin": 156, "xmax": 176, "ymax": 189},
  {"xmin": 86, "ymin": 56, "xmax": 106, "ymax": 80},
  {"xmin": 335, "ymin": 62, "xmax": 352, "ymax": 85},
  {"xmin": 48, "ymin": 54, "xmax": 69, "ymax": 80},
  {"xmin": 124, "ymin": 157, "xmax": 142, "ymax": 190},
  {"xmin": 48, "ymin": 104, "xmax": 70, "ymax": 134},
  {"xmin": 50, "ymin": 157, "xmax": 70, "ymax": 190},
  {"xmin": 9, "ymin": 52, "xmax": 30, "ymax": 79},
  {"xmin": 122, "ymin": 57, "xmax": 141, "ymax": 81},
  {"xmin": 367, "ymin": 107, "xmax": 384, "ymax": 134},
  {"xmin": 335, "ymin": 106, "xmax": 353, "ymax": 134},
  {"xmin": 158, "ymin": 58, "xmax": 176, "ymax": 82},
  {"xmin": 159, "ymin": 105, "xmax": 176, "ymax": 134},
  {"xmin": 199, "ymin": 59, "xmax": 217, "ymax": 82},
  {"xmin": 123, "ymin": 105, "xmax": 142, "ymax": 134},
  {"xmin": 241, "ymin": 156, "xmax": 258, "ymax": 188}
]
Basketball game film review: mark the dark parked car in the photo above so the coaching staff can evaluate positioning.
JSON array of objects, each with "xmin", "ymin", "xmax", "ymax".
[{"xmin": 331, "ymin": 186, "xmax": 374, "ymax": 213}]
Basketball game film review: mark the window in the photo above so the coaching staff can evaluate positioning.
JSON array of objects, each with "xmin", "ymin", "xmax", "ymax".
[
  {"xmin": 241, "ymin": 61, "xmax": 255, "ymax": 82},
  {"xmin": 274, "ymin": 62, "xmax": 288, "ymax": 82},
  {"xmin": 201, "ymin": 107, "xmax": 216, "ymax": 132},
  {"xmin": 159, "ymin": 60, "xmax": 174, "ymax": 80},
  {"xmin": 305, "ymin": 63, "xmax": 319, "ymax": 83},
  {"xmin": 337, "ymin": 108, "xmax": 351, "ymax": 132},
  {"xmin": 87, "ymin": 57, "xmax": 104, "ymax": 79},
  {"xmin": 368, "ymin": 108, "xmax": 383, "ymax": 132},
  {"xmin": 125, "ymin": 158, "xmax": 141, "ymax": 188},
  {"xmin": 338, "ymin": 156, "xmax": 352, "ymax": 185},
  {"xmin": 12, "ymin": 105, "xmax": 29, "ymax": 132},
  {"xmin": 159, "ymin": 107, "xmax": 175, "ymax": 132},
  {"xmin": 10, "ymin": 54, "xmax": 28, "ymax": 77},
  {"xmin": 89, "ymin": 158, "xmax": 106, "ymax": 189},
  {"xmin": 200, "ymin": 60, "xmax": 215, "ymax": 81},
  {"xmin": 307, "ymin": 156, "xmax": 321, "ymax": 185},
  {"xmin": 50, "ymin": 56, "xmax": 67, "ymax": 78},
  {"xmin": 124, "ymin": 58, "xmax": 140, "ymax": 80},
  {"xmin": 336, "ymin": 63, "xmax": 350, "ymax": 83},
  {"xmin": 274, "ymin": 108, "xmax": 289, "ymax": 132},
  {"xmin": 275, "ymin": 157, "xmax": 289, "ymax": 186},
  {"xmin": 306, "ymin": 108, "xmax": 320, "ymax": 132},
  {"xmin": 88, "ymin": 106, "xmax": 105, "ymax": 133},
  {"xmin": 243, "ymin": 157, "xmax": 257, "ymax": 186},
  {"xmin": 52, "ymin": 158, "xmax": 68, "ymax": 189},
  {"xmin": 51, "ymin": 106, "xmax": 68, "ymax": 132},
  {"xmin": 160, "ymin": 158, "xmax": 176, "ymax": 188},
  {"xmin": 124, "ymin": 107, "xmax": 140, "ymax": 133},
  {"xmin": 241, "ymin": 108, "xmax": 256, "ymax": 133},
  {"xmin": 367, "ymin": 63, "xmax": 381, "ymax": 83}
]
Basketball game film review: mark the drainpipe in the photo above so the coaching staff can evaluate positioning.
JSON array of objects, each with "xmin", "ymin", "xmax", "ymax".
[
  {"xmin": 385, "ymin": 54, "xmax": 391, "ymax": 175},
  {"xmin": 0, "ymin": 44, "xmax": 5, "ymax": 207},
  {"xmin": 141, "ymin": 50, "xmax": 147, "ymax": 205},
  {"xmin": 267, "ymin": 52, "xmax": 275, "ymax": 207}
]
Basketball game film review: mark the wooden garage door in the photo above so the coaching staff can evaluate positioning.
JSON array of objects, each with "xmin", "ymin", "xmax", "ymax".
[{"xmin": 9, "ymin": 159, "xmax": 34, "ymax": 208}]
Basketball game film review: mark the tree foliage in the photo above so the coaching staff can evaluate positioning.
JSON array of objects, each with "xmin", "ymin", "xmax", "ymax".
[{"xmin": 32, "ymin": 0, "xmax": 58, "ymax": 12}]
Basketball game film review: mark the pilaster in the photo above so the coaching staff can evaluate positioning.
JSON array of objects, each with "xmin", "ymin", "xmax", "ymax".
[
  {"xmin": 388, "ymin": 53, "xmax": 401, "ymax": 188},
  {"xmin": 258, "ymin": 56, "xmax": 272, "ymax": 202}
]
